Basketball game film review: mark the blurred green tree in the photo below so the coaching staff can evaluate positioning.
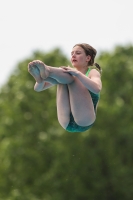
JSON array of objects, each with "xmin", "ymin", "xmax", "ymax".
[
  {"xmin": 0, "ymin": 45, "xmax": 133, "ymax": 200},
  {"xmin": 0, "ymin": 48, "xmax": 69, "ymax": 200}
]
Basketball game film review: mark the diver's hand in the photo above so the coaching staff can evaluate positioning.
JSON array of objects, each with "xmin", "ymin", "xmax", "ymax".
[{"xmin": 60, "ymin": 66, "xmax": 79, "ymax": 76}]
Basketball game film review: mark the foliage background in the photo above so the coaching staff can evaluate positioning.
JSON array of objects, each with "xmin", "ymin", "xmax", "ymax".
[{"xmin": 0, "ymin": 45, "xmax": 133, "ymax": 200}]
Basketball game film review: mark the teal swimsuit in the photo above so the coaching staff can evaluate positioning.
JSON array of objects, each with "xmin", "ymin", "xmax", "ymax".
[{"xmin": 66, "ymin": 68, "xmax": 100, "ymax": 133}]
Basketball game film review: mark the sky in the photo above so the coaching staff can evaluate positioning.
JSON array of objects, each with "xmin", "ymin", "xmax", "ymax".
[{"xmin": 0, "ymin": 0, "xmax": 133, "ymax": 88}]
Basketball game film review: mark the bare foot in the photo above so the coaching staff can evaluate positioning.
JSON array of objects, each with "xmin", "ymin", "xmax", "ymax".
[
  {"xmin": 28, "ymin": 62, "xmax": 43, "ymax": 83},
  {"xmin": 32, "ymin": 60, "xmax": 50, "ymax": 79}
]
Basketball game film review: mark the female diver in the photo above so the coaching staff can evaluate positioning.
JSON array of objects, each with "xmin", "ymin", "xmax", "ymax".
[{"xmin": 28, "ymin": 43, "xmax": 102, "ymax": 132}]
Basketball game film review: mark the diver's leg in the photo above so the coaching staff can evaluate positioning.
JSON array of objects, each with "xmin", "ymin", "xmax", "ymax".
[
  {"xmin": 31, "ymin": 60, "xmax": 74, "ymax": 84},
  {"xmin": 56, "ymin": 84, "xmax": 71, "ymax": 129},
  {"xmin": 68, "ymin": 77, "xmax": 96, "ymax": 126},
  {"xmin": 28, "ymin": 62, "xmax": 58, "ymax": 91}
]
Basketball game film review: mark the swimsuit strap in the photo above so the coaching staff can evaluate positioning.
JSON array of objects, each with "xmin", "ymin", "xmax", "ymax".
[{"xmin": 85, "ymin": 68, "xmax": 91, "ymax": 76}]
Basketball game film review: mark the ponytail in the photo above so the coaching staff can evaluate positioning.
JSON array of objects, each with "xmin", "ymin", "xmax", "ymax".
[{"xmin": 94, "ymin": 63, "xmax": 102, "ymax": 74}]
